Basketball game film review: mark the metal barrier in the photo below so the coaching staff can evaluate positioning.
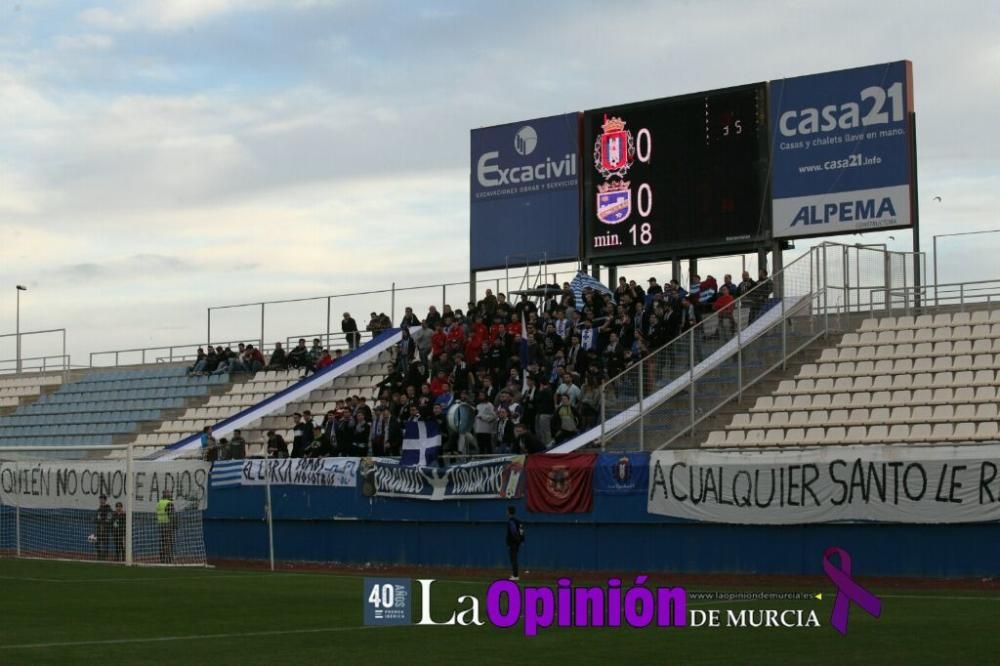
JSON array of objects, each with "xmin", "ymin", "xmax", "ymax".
[
  {"xmin": 0, "ymin": 354, "xmax": 73, "ymax": 374},
  {"xmin": 590, "ymin": 243, "xmax": 923, "ymax": 452},
  {"xmin": 0, "ymin": 329, "xmax": 69, "ymax": 375},
  {"xmin": 89, "ymin": 338, "xmax": 263, "ymax": 368},
  {"xmin": 872, "ymin": 279, "xmax": 1000, "ymax": 316}
]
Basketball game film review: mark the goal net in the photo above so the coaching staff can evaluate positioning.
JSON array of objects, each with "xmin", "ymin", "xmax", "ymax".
[{"xmin": 0, "ymin": 446, "xmax": 209, "ymax": 566}]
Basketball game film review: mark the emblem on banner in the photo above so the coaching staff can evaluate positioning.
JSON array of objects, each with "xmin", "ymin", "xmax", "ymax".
[
  {"xmin": 596, "ymin": 180, "xmax": 631, "ymax": 225},
  {"xmin": 594, "ymin": 115, "xmax": 634, "ymax": 179},
  {"xmin": 546, "ymin": 465, "xmax": 571, "ymax": 499},
  {"xmin": 614, "ymin": 456, "xmax": 631, "ymax": 484}
]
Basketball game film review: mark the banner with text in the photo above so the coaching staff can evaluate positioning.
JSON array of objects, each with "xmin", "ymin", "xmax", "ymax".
[
  {"xmin": 769, "ymin": 61, "xmax": 914, "ymax": 239},
  {"xmin": 648, "ymin": 445, "xmax": 1000, "ymax": 524},
  {"xmin": 210, "ymin": 458, "xmax": 360, "ymax": 489},
  {"xmin": 364, "ymin": 456, "xmax": 525, "ymax": 500},
  {"xmin": 0, "ymin": 460, "xmax": 210, "ymax": 511}
]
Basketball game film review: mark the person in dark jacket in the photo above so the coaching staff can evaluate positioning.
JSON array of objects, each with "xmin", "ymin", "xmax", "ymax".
[
  {"xmin": 266, "ymin": 343, "xmax": 287, "ymax": 370},
  {"xmin": 505, "ymin": 505, "xmax": 525, "ymax": 581},
  {"xmin": 111, "ymin": 501, "xmax": 126, "ymax": 562},
  {"xmin": 95, "ymin": 495, "xmax": 112, "ymax": 560},
  {"xmin": 266, "ymin": 430, "xmax": 288, "ymax": 458},
  {"xmin": 342, "ymin": 312, "xmax": 361, "ymax": 350},
  {"xmin": 514, "ymin": 422, "xmax": 545, "ymax": 454}
]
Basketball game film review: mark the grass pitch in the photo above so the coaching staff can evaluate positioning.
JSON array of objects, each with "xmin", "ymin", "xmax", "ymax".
[{"xmin": 1, "ymin": 559, "xmax": 998, "ymax": 665}]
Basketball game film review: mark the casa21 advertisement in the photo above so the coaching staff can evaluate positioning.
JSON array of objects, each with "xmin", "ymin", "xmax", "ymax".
[{"xmin": 769, "ymin": 60, "xmax": 915, "ymax": 239}]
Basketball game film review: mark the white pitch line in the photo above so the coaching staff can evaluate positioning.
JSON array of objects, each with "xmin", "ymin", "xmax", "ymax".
[{"xmin": 0, "ymin": 625, "xmax": 399, "ymax": 651}]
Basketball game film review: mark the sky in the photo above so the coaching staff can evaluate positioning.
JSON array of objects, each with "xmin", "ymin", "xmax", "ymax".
[{"xmin": 1, "ymin": 0, "xmax": 999, "ymax": 368}]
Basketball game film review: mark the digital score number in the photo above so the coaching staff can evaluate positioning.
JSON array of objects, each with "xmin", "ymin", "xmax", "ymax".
[{"xmin": 583, "ymin": 84, "xmax": 768, "ymax": 260}]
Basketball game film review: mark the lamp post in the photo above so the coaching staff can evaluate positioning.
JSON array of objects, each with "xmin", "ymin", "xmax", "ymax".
[
  {"xmin": 933, "ymin": 230, "xmax": 1000, "ymax": 306},
  {"xmin": 15, "ymin": 285, "xmax": 27, "ymax": 373}
]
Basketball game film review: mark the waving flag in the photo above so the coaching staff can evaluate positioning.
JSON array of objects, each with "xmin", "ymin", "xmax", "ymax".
[
  {"xmin": 401, "ymin": 419, "xmax": 442, "ymax": 466},
  {"xmin": 569, "ymin": 271, "xmax": 615, "ymax": 310},
  {"xmin": 520, "ymin": 310, "xmax": 530, "ymax": 392}
]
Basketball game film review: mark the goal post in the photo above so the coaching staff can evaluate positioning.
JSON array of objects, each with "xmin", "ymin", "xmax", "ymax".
[{"xmin": 0, "ymin": 445, "xmax": 209, "ymax": 567}]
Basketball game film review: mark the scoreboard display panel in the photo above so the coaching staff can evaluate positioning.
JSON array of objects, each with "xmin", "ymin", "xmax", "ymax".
[{"xmin": 583, "ymin": 83, "xmax": 770, "ymax": 261}]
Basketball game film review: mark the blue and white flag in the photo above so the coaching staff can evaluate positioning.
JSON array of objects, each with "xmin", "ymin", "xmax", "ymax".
[
  {"xmin": 210, "ymin": 460, "xmax": 243, "ymax": 489},
  {"xmin": 400, "ymin": 419, "xmax": 442, "ymax": 466},
  {"xmin": 570, "ymin": 271, "xmax": 615, "ymax": 311}
]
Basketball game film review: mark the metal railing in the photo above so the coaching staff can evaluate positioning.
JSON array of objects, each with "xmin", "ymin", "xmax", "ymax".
[
  {"xmin": 591, "ymin": 243, "xmax": 923, "ymax": 452},
  {"xmin": 872, "ymin": 279, "xmax": 1000, "ymax": 316},
  {"xmin": 0, "ymin": 329, "xmax": 69, "ymax": 375},
  {"xmin": 0, "ymin": 354, "xmax": 74, "ymax": 374},
  {"xmin": 89, "ymin": 338, "xmax": 263, "ymax": 368}
]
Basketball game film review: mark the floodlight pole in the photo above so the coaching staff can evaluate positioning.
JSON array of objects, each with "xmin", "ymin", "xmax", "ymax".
[{"xmin": 15, "ymin": 285, "xmax": 27, "ymax": 373}]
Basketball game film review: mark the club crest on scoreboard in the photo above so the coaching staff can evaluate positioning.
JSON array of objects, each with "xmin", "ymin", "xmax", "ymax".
[
  {"xmin": 593, "ymin": 115, "xmax": 635, "ymax": 179},
  {"xmin": 596, "ymin": 180, "xmax": 631, "ymax": 225}
]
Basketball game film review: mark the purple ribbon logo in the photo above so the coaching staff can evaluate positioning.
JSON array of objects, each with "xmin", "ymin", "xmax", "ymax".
[{"xmin": 823, "ymin": 546, "xmax": 882, "ymax": 635}]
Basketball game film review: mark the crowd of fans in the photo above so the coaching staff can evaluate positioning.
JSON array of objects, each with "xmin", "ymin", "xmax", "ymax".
[{"xmin": 193, "ymin": 267, "xmax": 772, "ymax": 461}]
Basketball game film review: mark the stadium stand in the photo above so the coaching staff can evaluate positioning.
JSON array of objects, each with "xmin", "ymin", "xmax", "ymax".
[
  {"xmin": 704, "ymin": 308, "xmax": 1000, "ymax": 447},
  {"xmin": 135, "ymin": 351, "xmax": 392, "ymax": 457},
  {"xmin": 0, "ymin": 367, "xmax": 230, "ymax": 450},
  {"xmin": 0, "ymin": 373, "xmax": 63, "ymax": 412}
]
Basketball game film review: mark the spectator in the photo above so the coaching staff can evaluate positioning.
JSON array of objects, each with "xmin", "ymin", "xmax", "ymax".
[
  {"xmin": 287, "ymin": 339, "xmax": 311, "ymax": 371},
  {"xmin": 426, "ymin": 305, "xmax": 442, "ymax": 329},
  {"xmin": 343, "ymin": 313, "xmax": 361, "ymax": 350},
  {"xmin": 555, "ymin": 373, "xmax": 582, "ymax": 409},
  {"xmin": 267, "ymin": 343, "xmax": 287, "ymax": 370},
  {"xmin": 316, "ymin": 349, "xmax": 334, "ymax": 370},
  {"xmin": 266, "ymin": 430, "xmax": 288, "ymax": 458},
  {"xmin": 647, "ymin": 277, "xmax": 663, "ymax": 297},
  {"xmin": 370, "ymin": 406, "xmax": 389, "ymax": 456},
  {"xmin": 351, "ymin": 411, "xmax": 371, "ymax": 456},
  {"xmin": 554, "ymin": 393, "xmax": 578, "ymax": 443},
  {"xmin": 474, "ymin": 392, "xmax": 497, "ymax": 455},
  {"xmin": 228, "ymin": 429, "xmax": 247, "ymax": 460},
  {"xmin": 397, "ymin": 327, "xmax": 418, "ymax": 373},
  {"xmin": 400, "ymin": 306, "xmax": 420, "ymax": 329},
  {"xmin": 514, "ymin": 422, "xmax": 545, "ymax": 454},
  {"xmin": 713, "ymin": 285, "xmax": 736, "ymax": 339},
  {"xmin": 244, "ymin": 344, "xmax": 265, "ymax": 373},
  {"xmin": 290, "ymin": 412, "xmax": 313, "ymax": 458},
  {"xmin": 188, "ymin": 347, "xmax": 207, "ymax": 375},
  {"xmin": 749, "ymin": 269, "xmax": 772, "ymax": 324},
  {"xmin": 199, "ymin": 426, "xmax": 217, "ymax": 461},
  {"xmin": 495, "ymin": 407, "xmax": 515, "ymax": 454}
]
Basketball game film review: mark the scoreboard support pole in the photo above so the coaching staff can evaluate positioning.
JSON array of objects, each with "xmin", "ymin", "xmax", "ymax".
[
  {"xmin": 607, "ymin": 265, "xmax": 618, "ymax": 291},
  {"xmin": 671, "ymin": 258, "xmax": 681, "ymax": 284},
  {"xmin": 590, "ymin": 262, "xmax": 601, "ymax": 281},
  {"xmin": 689, "ymin": 258, "xmax": 698, "ymax": 282},
  {"xmin": 469, "ymin": 270, "xmax": 477, "ymax": 308},
  {"xmin": 772, "ymin": 243, "xmax": 785, "ymax": 299}
]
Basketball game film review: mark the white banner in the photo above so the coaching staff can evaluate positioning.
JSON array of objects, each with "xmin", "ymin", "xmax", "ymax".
[
  {"xmin": 648, "ymin": 445, "xmax": 1000, "ymax": 524},
  {"xmin": 0, "ymin": 460, "xmax": 210, "ymax": 511},
  {"xmin": 211, "ymin": 458, "xmax": 360, "ymax": 489}
]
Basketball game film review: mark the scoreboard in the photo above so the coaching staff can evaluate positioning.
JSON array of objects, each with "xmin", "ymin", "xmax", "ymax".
[{"xmin": 582, "ymin": 84, "xmax": 771, "ymax": 261}]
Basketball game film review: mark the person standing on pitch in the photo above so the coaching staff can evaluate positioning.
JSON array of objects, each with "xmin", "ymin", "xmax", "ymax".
[
  {"xmin": 112, "ymin": 502, "xmax": 127, "ymax": 562},
  {"xmin": 505, "ymin": 505, "xmax": 525, "ymax": 581},
  {"xmin": 156, "ymin": 489, "xmax": 177, "ymax": 564},
  {"xmin": 94, "ymin": 495, "xmax": 112, "ymax": 560}
]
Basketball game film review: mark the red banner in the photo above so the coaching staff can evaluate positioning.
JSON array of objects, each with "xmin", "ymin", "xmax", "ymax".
[{"xmin": 526, "ymin": 453, "xmax": 597, "ymax": 513}]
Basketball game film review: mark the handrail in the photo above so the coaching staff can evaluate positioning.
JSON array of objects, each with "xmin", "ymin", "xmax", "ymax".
[{"xmin": 89, "ymin": 338, "xmax": 262, "ymax": 368}]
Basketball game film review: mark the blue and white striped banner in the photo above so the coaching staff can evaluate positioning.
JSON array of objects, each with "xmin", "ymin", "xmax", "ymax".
[
  {"xmin": 569, "ymin": 271, "xmax": 615, "ymax": 310},
  {"xmin": 210, "ymin": 461, "xmax": 244, "ymax": 489}
]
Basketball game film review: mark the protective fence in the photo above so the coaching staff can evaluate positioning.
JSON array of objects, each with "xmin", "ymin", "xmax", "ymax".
[
  {"xmin": 0, "ymin": 446, "xmax": 208, "ymax": 566},
  {"xmin": 576, "ymin": 243, "xmax": 922, "ymax": 452}
]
